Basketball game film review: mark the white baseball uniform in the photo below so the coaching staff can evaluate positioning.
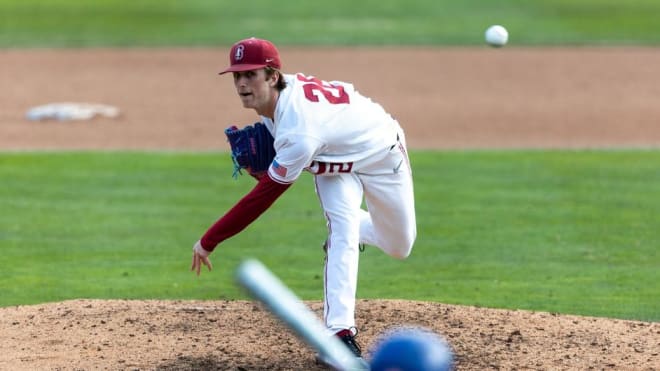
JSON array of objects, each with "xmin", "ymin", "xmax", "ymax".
[{"xmin": 258, "ymin": 73, "xmax": 417, "ymax": 332}]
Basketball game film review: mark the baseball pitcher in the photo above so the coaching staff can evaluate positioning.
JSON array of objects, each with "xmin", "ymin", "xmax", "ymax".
[{"xmin": 190, "ymin": 37, "xmax": 417, "ymax": 365}]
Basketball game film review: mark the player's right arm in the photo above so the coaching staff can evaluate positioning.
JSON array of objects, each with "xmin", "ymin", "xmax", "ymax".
[
  {"xmin": 269, "ymin": 132, "xmax": 324, "ymax": 184},
  {"xmin": 192, "ymin": 174, "xmax": 291, "ymax": 274},
  {"xmin": 191, "ymin": 128, "xmax": 320, "ymax": 275},
  {"xmin": 199, "ymin": 175, "xmax": 292, "ymax": 251}
]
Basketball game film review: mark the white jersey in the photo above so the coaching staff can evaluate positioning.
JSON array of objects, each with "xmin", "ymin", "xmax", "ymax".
[{"xmin": 262, "ymin": 73, "xmax": 400, "ymax": 184}]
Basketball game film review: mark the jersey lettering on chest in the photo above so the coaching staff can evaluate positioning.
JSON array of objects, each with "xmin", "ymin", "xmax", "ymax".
[{"xmin": 307, "ymin": 160, "xmax": 354, "ymax": 175}]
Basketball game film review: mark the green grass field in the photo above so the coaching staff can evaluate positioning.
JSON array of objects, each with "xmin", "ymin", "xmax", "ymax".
[
  {"xmin": 1, "ymin": 0, "xmax": 659, "ymax": 323},
  {"xmin": 2, "ymin": 0, "xmax": 660, "ymax": 47},
  {"xmin": 1, "ymin": 151, "xmax": 658, "ymax": 321}
]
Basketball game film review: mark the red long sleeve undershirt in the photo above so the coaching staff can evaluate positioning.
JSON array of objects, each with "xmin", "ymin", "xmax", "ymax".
[{"xmin": 200, "ymin": 175, "xmax": 292, "ymax": 252}]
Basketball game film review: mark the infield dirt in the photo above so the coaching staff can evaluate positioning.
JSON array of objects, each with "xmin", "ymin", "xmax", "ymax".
[{"xmin": 1, "ymin": 47, "xmax": 659, "ymax": 370}]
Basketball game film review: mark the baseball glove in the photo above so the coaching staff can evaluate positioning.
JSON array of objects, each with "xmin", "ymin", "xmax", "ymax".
[{"xmin": 225, "ymin": 122, "xmax": 276, "ymax": 179}]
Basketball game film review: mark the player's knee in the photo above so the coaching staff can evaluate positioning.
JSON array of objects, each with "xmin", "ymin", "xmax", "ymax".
[
  {"xmin": 389, "ymin": 249, "xmax": 411, "ymax": 260},
  {"xmin": 384, "ymin": 228, "xmax": 416, "ymax": 260}
]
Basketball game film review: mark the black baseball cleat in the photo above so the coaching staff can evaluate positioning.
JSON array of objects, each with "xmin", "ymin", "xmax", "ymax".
[
  {"xmin": 337, "ymin": 328, "xmax": 364, "ymax": 357},
  {"xmin": 315, "ymin": 328, "xmax": 369, "ymax": 369}
]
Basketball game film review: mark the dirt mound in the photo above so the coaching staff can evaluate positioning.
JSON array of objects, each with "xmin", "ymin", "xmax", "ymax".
[{"xmin": 1, "ymin": 299, "xmax": 657, "ymax": 370}]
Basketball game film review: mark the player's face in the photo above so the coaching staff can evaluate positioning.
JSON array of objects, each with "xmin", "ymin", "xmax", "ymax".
[{"xmin": 232, "ymin": 69, "xmax": 277, "ymax": 116}]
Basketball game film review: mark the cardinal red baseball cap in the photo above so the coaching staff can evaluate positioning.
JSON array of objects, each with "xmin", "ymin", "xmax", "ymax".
[{"xmin": 219, "ymin": 37, "xmax": 282, "ymax": 75}]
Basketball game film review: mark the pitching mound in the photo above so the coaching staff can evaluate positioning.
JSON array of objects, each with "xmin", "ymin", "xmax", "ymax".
[{"xmin": 1, "ymin": 299, "xmax": 657, "ymax": 370}]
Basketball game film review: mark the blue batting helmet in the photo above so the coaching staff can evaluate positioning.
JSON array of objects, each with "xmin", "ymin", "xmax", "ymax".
[{"xmin": 369, "ymin": 327, "xmax": 454, "ymax": 371}]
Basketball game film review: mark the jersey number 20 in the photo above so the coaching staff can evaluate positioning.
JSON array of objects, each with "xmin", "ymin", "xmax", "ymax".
[{"xmin": 297, "ymin": 74, "xmax": 350, "ymax": 104}]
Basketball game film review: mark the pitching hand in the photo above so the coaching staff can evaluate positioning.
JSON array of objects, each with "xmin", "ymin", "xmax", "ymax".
[{"xmin": 191, "ymin": 240, "xmax": 213, "ymax": 276}]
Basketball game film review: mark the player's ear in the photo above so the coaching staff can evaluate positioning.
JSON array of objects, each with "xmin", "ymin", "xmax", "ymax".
[{"xmin": 267, "ymin": 69, "xmax": 279, "ymax": 87}]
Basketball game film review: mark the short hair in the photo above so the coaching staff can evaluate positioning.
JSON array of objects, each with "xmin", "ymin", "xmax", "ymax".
[{"xmin": 265, "ymin": 67, "xmax": 287, "ymax": 91}]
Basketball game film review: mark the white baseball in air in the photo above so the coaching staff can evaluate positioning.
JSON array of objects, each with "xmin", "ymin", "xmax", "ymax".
[{"xmin": 485, "ymin": 25, "xmax": 508, "ymax": 47}]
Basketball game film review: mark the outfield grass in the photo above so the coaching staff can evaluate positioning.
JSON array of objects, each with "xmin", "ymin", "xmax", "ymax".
[
  {"xmin": 1, "ymin": 151, "xmax": 658, "ymax": 322},
  {"xmin": 2, "ymin": 0, "xmax": 660, "ymax": 47}
]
